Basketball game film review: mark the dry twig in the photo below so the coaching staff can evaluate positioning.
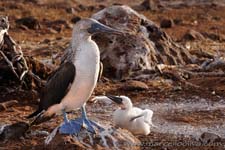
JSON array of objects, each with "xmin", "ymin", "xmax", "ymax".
[{"xmin": 0, "ymin": 100, "xmax": 18, "ymax": 112}]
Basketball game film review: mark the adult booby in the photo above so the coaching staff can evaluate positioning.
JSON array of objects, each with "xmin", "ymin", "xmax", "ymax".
[
  {"xmin": 97, "ymin": 95, "xmax": 155, "ymax": 135},
  {"xmin": 27, "ymin": 18, "xmax": 123, "ymax": 135}
]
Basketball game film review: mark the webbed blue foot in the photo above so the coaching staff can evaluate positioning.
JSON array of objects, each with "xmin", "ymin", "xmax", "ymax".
[
  {"xmin": 59, "ymin": 106, "xmax": 104, "ymax": 135},
  {"xmin": 59, "ymin": 119, "xmax": 82, "ymax": 134}
]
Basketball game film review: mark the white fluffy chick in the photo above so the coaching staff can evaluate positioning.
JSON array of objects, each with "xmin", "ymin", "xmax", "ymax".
[{"xmin": 93, "ymin": 95, "xmax": 155, "ymax": 135}]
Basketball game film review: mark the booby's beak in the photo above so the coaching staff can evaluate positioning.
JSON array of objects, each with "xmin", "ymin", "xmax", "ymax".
[
  {"xmin": 106, "ymin": 95, "xmax": 123, "ymax": 104},
  {"xmin": 88, "ymin": 22, "xmax": 123, "ymax": 35}
]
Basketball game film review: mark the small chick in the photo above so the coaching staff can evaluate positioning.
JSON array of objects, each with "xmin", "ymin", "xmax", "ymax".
[{"xmin": 93, "ymin": 95, "xmax": 155, "ymax": 135}]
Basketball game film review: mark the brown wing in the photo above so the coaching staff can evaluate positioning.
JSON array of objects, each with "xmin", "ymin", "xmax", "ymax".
[{"xmin": 27, "ymin": 61, "xmax": 76, "ymax": 118}]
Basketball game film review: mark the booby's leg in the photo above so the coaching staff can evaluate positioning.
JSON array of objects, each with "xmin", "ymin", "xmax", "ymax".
[
  {"xmin": 79, "ymin": 105, "xmax": 105, "ymax": 133},
  {"xmin": 59, "ymin": 106, "xmax": 104, "ymax": 135}
]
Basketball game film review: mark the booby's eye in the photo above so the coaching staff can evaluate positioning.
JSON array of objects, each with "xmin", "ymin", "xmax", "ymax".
[{"xmin": 1, "ymin": 19, "xmax": 5, "ymax": 23}]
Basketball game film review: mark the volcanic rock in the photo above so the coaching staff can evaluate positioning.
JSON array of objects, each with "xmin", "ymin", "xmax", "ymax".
[
  {"xmin": 160, "ymin": 19, "xmax": 174, "ymax": 28},
  {"xmin": 199, "ymin": 132, "xmax": 222, "ymax": 144},
  {"xmin": 202, "ymin": 32, "xmax": 225, "ymax": 41},
  {"xmin": 182, "ymin": 29, "xmax": 205, "ymax": 41},
  {"xmin": 44, "ymin": 127, "xmax": 141, "ymax": 150},
  {"xmin": 0, "ymin": 122, "xmax": 29, "ymax": 141},
  {"xmin": 71, "ymin": 16, "xmax": 81, "ymax": 24},
  {"xmin": 15, "ymin": 16, "xmax": 40, "ymax": 30},
  {"xmin": 122, "ymin": 80, "xmax": 149, "ymax": 91},
  {"xmin": 91, "ymin": 5, "xmax": 194, "ymax": 79},
  {"xmin": 134, "ymin": 0, "xmax": 159, "ymax": 11},
  {"xmin": 45, "ymin": 19, "xmax": 71, "ymax": 32}
]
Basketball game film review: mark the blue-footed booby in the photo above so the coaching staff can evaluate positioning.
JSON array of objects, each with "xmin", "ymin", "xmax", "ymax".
[
  {"xmin": 94, "ymin": 95, "xmax": 155, "ymax": 135},
  {"xmin": 27, "ymin": 18, "xmax": 123, "ymax": 135}
]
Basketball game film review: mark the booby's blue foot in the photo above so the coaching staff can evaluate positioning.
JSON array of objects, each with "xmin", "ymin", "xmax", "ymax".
[
  {"xmin": 58, "ymin": 110, "xmax": 80, "ymax": 134},
  {"xmin": 59, "ymin": 106, "xmax": 104, "ymax": 135},
  {"xmin": 59, "ymin": 119, "xmax": 82, "ymax": 134}
]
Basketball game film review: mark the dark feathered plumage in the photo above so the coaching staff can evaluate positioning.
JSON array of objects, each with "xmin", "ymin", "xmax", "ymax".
[{"xmin": 27, "ymin": 62, "xmax": 76, "ymax": 119}]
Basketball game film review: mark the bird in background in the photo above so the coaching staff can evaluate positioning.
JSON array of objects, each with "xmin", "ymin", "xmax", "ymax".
[
  {"xmin": 93, "ymin": 95, "xmax": 156, "ymax": 135},
  {"xmin": 27, "ymin": 18, "xmax": 124, "ymax": 135}
]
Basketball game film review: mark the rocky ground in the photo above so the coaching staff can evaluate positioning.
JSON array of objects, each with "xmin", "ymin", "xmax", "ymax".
[{"xmin": 0, "ymin": 0, "xmax": 225, "ymax": 150}]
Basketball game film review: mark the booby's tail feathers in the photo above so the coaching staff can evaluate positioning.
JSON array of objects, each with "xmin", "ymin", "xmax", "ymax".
[
  {"xmin": 26, "ymin": 109, "xmax": 42, "ymax": 119},
  {"xmin": 26, "ymin": 109, "xmax": 54, "ymax": 126},
  {"xmin": 30, "ymin": 110, "xmax": 55, "ymax": 126}
]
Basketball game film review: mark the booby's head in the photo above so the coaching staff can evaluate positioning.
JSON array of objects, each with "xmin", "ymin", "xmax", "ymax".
[
  {"xmin": 107, "ymin": 95, "xmax": 133, "ymax": 110},
  {"xmin": 73, "ymin": 18, "xmax": 123, "ymax": 37}
]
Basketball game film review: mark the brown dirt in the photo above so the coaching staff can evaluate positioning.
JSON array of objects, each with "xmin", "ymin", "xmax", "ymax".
[{"xmin": 1, "ymin": 0, "xmax": 225, "ymax": 150}]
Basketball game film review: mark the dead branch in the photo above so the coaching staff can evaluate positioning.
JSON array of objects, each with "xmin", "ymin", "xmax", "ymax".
[
  {"xmin": 0, "ymin": 100, "xmax": 18, "ymax": 112},
  {"xmin": 28, "ymin": 70, "xmax": 46, "ymax": 88},
  {"xmin": 159, "ymin": 67, "xmax": 200, "ymax": 89},
  {"xmin": 3, "ymin": 33, "xmax": 29, "ymax": 81},
  {"xmin": 0, "ymin": 50, "xmax": 19, "ymax": 78},
  {"xmin": 0, "ymin": 29, "xmax": 45, "ymax": 90},
  {"xmin": 183, "ymin": 70, "xmax": 225, "ymax": 78},
  {"xmin": 156, "ymin": 64, "xmax": 225, "ymax": 78}
]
